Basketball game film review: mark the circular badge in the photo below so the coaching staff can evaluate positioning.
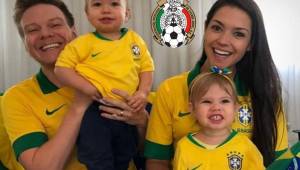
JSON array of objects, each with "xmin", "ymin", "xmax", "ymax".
[{"xmin": 151, "ymin": 0, "xmax": 196, "ymax": 48}]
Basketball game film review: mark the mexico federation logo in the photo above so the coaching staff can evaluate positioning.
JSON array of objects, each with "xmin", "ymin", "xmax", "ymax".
[
  {"xmin": 238, "ymin": 104, "xmax": 252, "ymax": 127},
  {"xmin": 227, "ymin": 151, "xmax": 244, "ymax": 170},
  {"xmin": 151, "ymin": 0, "xmax": 196, "ymax": 48}
]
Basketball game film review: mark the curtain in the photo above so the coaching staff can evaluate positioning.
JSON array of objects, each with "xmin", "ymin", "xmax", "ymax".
[
  {"xmin": 0, "ymin": 0, "xmax": 299, "ymax": 143},
  {"xmin": 255, "ymin": 0, "xmax": 300, "ymax": 144}
]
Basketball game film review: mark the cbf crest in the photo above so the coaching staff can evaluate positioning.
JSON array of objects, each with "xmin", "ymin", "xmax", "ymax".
[
  {"xmin": 131, "ymin": 43, "xmax": 141, "ymax": 60},
  {"xmin": 151, "ymin": 0, "xmax": 196, "ymax": 48},
  {"xmin": 227, "ymin": 151, "xmax": 244, "ymax": 170},
  {"xmin": 238, "ymin": 104, "xmax": 252, "ymax": 127}
]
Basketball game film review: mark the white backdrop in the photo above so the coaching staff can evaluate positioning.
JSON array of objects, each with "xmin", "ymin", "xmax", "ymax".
[{"xmin": 0, "ymin": 0, "xmax": 299, "ymax": 143}]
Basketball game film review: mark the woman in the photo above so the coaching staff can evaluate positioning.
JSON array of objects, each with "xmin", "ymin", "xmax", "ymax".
[{"xmin": 144, "ymin": 0, "xmax": 288, "ymax": 169}]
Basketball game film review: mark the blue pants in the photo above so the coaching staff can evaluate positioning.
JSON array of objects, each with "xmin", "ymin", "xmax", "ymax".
[{"xmin": 77, "ymin": 101, "xmax": 137, "ymax": 170}]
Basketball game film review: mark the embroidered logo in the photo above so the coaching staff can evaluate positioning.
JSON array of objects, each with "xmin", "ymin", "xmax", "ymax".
[
  {"xmin": 191, "ymin": 164, "xmax": 202, "ymax": 170},
  {"xmin": 178, "ymin": 111, "xmax": 190, "ymax": 117},
  {"xmin": 131, "ymin": 44, "xmax": 141, "ymax": 59},
  {"xmin": 238, "ymin": 104, "xmax": 252, "ymax": 127},
  {"xmin": 91, "ymin": 52, "xmax": 101, "ymax": 58},
  {"xmin": 46, "ymin": 104, "xmax": 65, "ymax": 116},
  {"xmin": 227, "ymin": 151, "xmax": 244, "ymax": 170},
  {"xmin": 151, "ymin": 0, "xmax": 196, "ymax": 48}
]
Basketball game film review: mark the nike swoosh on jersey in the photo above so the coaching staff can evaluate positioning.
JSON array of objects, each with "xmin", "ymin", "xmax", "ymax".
[
  {"xmin": 191, "ymin": 164, "xmax": 202, "ymax": 170},
  {"xmin": 91, "ymin": 52, "xmax": 101, "ymax": 57},
  {"xmin": 46, "ymin": 104, "xmax": 65, "ymax": 115},
  {"xmin": 178, "ymin": 111, "xmax": 191, "ymax": 117}
]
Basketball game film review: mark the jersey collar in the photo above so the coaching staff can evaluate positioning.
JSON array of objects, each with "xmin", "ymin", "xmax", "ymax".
[
  {"xmin": 93, "ymin": 28, "xmax": 128, "ymax": 41},
  {"xmin": 36, "ymin": 69, "xmax": 59, "ymax": 94},
  {"xmin": 187, "ymin": 56, "xmax": 248, "ymax": 96}
]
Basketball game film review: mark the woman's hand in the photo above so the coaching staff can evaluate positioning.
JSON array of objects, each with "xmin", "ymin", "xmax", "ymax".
[{"xmin": 99, "ymin": 89, "xmax": 148, "ymax": 127}]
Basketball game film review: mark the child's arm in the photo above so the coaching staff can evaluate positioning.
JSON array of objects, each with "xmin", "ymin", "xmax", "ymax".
[
  {"xmin": 128, "ymin": 71, "xmax": 153, "ymax": 112},
  {"xmin": 54, "ymin": 66, "xmax": 101, "ymax": 100}
]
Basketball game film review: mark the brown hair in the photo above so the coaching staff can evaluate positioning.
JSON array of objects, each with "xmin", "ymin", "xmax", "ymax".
[
  {"xmin": 14, "ymin": 0, "xmax": 74, "ymax": 38},
  {"xmin": 189, "ymin": 73, "xmax": 238, "ymax": 105},
  {"xmin": 85, "ymin": 0, "xmax": 129, "ymax": 12}
]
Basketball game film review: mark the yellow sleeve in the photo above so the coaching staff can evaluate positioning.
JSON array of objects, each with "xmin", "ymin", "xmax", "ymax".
[
  {"xmin": 144, "ymin": 81, "xmax": 174, "ymax": 159},
  {"xmin": 55, "ymin": 34, "xmax": 91, "ymax": 69},
  {"xmin": 0, "ymin": 95, "xmax": 24, "ymax": 170},
  {"xmin": 2, "ymin": 88, "xmax": 48, "ymax": 159},
  {"xmin": 173, "ymin": 140, "xmax": 187, "ymax": 170},
  {"xmin": 133, "ymin": 32, "xmax": 154, "ymax": 72}
]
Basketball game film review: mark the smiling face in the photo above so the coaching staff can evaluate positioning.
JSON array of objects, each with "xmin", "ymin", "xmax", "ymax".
[
  {"xmin": 86, "ymin": 0, "xmax": 128, "ymax": 37},
  {"xmin": 21, "ymin": 4, "xmax": 75, "ymax": 68},
  {"xmin": 204, "ymin": 5, "xmax": 252, "ymax": 70},
  {"xmin": 191, "ymin": 83, "xmax": 237, "ymax": 134}
]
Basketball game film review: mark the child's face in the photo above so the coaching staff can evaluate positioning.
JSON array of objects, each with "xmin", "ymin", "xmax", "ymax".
[
  {"xmin": 86, "ymin": 0, "xmax": 128, "ymax": 34},
  {"xmin": 191, "ymin": 83, "xmax": 237, "ymax": 133}
]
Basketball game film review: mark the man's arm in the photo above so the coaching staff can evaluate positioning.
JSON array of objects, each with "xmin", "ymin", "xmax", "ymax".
[{"xmin": 18, "ymin": 92, "xmax": 91, "ymax": 170}]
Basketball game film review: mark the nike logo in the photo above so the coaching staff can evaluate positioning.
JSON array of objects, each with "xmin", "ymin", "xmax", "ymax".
[
  {"xmin": 46, "ymin": 104, "xmax": 65, "ymax": 116},
  {"xmin": 178, "ymin": 111, "xmax": 191, "ymax": 117},
  {"xmin": 91, "ymin": 52, "xmax": 101, "ymax": 57},
  {"xmin": 191, "ymin": 164, "xmax": 202, "ymax": 170}
]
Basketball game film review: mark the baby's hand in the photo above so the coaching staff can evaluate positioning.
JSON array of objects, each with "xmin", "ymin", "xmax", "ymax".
[{"xmin": 128, "ymin": 91, "xmax": 147, "ymax": 112}]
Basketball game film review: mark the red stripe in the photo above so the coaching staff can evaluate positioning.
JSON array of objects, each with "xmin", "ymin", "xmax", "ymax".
[{"xmin": 182, "ymin": 8, "xmax": 191, "ymax": 33}]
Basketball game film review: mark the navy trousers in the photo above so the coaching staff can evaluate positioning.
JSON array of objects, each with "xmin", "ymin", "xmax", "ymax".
[{"xmin": 77, "ymin": 101, "xmax": 137, "ymax": 170}]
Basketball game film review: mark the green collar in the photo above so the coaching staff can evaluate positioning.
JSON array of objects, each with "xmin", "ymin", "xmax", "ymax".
[
  {"xmin": 93, "ymin": 28, "xmax": 128, "ymax": 41},
  {"xmin": 188, "ymin": 130, "xmax": 238, "ymax": 149},
  {"xmin": 187, "ymin": 56, "xmax": 248, "ymax": 96},
  {"xmin": 36, "ymin": 69, "xmax": 59, "ymax": 94}
]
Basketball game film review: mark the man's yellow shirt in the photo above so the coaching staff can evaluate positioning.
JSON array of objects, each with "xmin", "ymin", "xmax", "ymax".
[
  {"xmin": 1, "ymin": 70, "xmax": 86, "ymax": 170},
  {"xmin": 0, "ymin": 93, "xmax": 24, "ymax": 170}
]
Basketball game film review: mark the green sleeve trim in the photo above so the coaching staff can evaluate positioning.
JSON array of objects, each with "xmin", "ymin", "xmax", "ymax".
[
  {"xmin": 0, "ymin": 161, "xmax": 8, "ymax": 170},
  {"xmin": 144, "ymin": 140, "xmax": 173, "ymax": 160},
  {"xmin": 275, "ymin": 148, "xmax": 288, "ymax": 159},
  {"xmin": 13, "ymin": 132, "xmax": 48, "ymax": 159}
]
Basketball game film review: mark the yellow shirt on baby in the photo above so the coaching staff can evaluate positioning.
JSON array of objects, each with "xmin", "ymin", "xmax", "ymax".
[{"xmin": 56, "ymin": 28, "xmax": 154, "ymax": 100}]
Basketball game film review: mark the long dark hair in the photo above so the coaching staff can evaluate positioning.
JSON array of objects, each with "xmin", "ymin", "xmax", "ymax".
[{"xmin": 203, "ymin": 0, "xmax": 283, "ymax": 166}]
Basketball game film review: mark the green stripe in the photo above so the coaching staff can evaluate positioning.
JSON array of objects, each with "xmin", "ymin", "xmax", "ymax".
[
  {"xmin": 275, "ymin": 148, "xmax": 289, "ymax": 159},
  {"xmin": 13, "ymin": 132, "xmax": 48, "ymax": 159},
  {"xmin": 187, "ymin": 130, "xmax": 237, "ymax": 149},
  {"xmin": 93, "ymin": 28, "xmax": 128, "ymax": 41},
  {"xmin": 0, "ymin": 161, "xmax": 8, "ymax": 170},
  {"xmin": 144, "ymin": 140, "xmax": 173, "ymax": 160},
  {"xmin": 155, "ymin": 9, "xmax": 164, "ymax": 34},
  {"xmin": 0, "ymin": 92, "xmax": 3, "ymax": 96}
]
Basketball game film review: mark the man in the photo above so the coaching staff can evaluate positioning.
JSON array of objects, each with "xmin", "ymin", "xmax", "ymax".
[
  {"xmin": 1, "ymin": 1, "xmax": 88, "ymax": 169},
  {"xmin": 2, "ymin": 1, "xmax": 149, "ymax": 170}
]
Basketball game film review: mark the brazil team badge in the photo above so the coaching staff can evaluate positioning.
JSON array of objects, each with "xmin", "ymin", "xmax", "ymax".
[
  {"xmin": 227, "ymin": 151, "xmax": 244, "ymax": 170},
  {"xmin": 238, "ymin": 104, "xmax": 252, "ymax": 127},
  {"xmin": 151, "ymin": 0, "xmax": 196, "ymax": 48}
]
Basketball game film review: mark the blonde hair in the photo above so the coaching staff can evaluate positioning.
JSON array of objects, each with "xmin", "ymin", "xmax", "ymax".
[{"xmin": 189, "ymin": 72, "xmax": 238, "ymax": 105}]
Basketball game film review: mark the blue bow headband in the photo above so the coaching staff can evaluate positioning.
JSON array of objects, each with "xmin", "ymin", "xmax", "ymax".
[{"xmin": 210, "ymin": 66, "xmax": 232, "ymax": 75}]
